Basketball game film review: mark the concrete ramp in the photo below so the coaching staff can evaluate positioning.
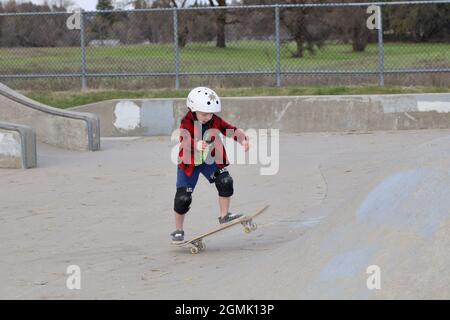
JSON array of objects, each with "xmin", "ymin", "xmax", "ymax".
[
  {"xmin": 0, "ymin": 83, "xmax": 100, "ymax": 151},
  {"xmin": 0, "ymin": 121, "xmax": 36, "ymax": 169}
]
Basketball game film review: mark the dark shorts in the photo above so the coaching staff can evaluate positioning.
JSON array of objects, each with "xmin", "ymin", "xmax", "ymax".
[{"xmin": 176, "ymin": 163, "xmax": 219, "ymax": 189}]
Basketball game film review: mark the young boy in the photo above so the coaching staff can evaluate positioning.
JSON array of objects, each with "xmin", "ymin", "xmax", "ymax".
[{"xmin": 171, "ymin": 87, "xmax": 250, "ymax": 243}]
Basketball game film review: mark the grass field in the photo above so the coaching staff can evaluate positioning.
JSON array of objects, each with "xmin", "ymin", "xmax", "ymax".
[
  {"xmin": 1, "ymin": 41, "xmax": 449, "ymax": 75},
  {"xmin": 23, "ymin": 85, "xmax": 450, "ymax": 109}
]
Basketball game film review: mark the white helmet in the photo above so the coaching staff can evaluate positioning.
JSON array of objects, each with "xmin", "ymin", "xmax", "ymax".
[{"xmin": 186, "ymin": 87, "xmax": 221, "ymax": 113}]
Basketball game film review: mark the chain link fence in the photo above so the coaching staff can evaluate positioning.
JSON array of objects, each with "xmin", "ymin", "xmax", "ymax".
[{"xmin": 0, "ymin": 1, "xmax": 449, "ymax": 90}]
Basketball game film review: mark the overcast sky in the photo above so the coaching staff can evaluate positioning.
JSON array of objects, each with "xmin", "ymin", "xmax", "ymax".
[
  {"xmin": 24, "ymin": 0, "xmax": 97, "ymax": 11},
  {"xmin": 10, "ymin": 0, "xmax": 227, "ymax": 12}
]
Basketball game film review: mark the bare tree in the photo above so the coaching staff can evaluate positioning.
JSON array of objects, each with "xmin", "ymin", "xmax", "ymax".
[
  {"xmin": 145, "ymin": 0, "xmax": 190, "ymax": 46},
  {"xmin": 350, "ymin": 8, "xmax": 369, "ymax": 52},
  {"xmin": 278, "ymin": 0, "xmax": 331, "ymax": 58},
  {"xmin": 208, "ymin": 0, "xmax": 240, "ymax": 48},
  {"xmin": 337, "ymin": 0, "xmax": 370, "ymax": 52},
  {"xmin": 0, "ymin": 0, "xmax": 79, "ymax": 47},
  {"xmin": 170, "ymin": 0, "xmax": 190, "ymax": 47}
]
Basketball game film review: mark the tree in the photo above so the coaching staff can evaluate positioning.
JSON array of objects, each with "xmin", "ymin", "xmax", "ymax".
[
  {"xmin": 144, "ymin": 0, "xmax": 190, "ymax": 46},
  {"xmin": 96, "ymin": 0, "xmax": 116, "ymax": 24},
  {"xmin": 133, "ymin": 0, "xmax": 151, "ymax": 9},
  {"xmin": 125, "ymin": 0, "xmax": 153, "ymax": 43},
  {"xmin": 97, "ymin": 0, "xmax": 114, "ymax": 11},
  {"xmin": 91, "ymin": 0, "xmax": 119, "ymax": 41},
  {"xmin": 385, "ymin": 3, "xmax": 450, "ymax": 42},
  {"xmin": 330, "ymin": 0, "xmax": 370, "ymax": 52},
  {"xmin": 0, "ymin": 0, "xmax": 79, "ymax": 47},
  {"xmin": 233, "ymin": 0, "xmax": 274, "ymax": 42},
  {"xmin": 184, "ymin": 0, "xmax": 216, "ymax": 43},
  {"xmin": 350, "ymin": 9, "xmax": 369, "ymax": 52},
  {"xmin": 170, "ymin": 1, "xmax": 190, "ymax": 48},
  {"xmin": 208, "ymin": 0, "xmax": 240, "ymax": 48},
  {"xmin": 278, "ymin": 0, "xmax": 331, "ymax": 58}
]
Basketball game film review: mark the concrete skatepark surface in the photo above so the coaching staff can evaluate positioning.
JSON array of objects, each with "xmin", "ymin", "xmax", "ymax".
[{"xmin": 1, "ymin": 130, "xmax": 449, "ymax": 299}]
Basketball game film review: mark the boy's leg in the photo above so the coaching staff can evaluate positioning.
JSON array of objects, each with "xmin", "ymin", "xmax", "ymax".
[
  {"xmin": 174, "ymin": 166, "xmax": 200, "ymax": 232},
  {"xmin": 173, "ymin": 187, "xmax": 193, "ymax": 231},
  {"xmin": 174, "ymin": 211, "xmax": 185, "ymax": 230},
  {"xmin": 201, "ymin": 165, "xmax": 234, "ymax": 219},
  {"xmin": 218, "ymin": 196, "xmax": 230, "ymax": 219}
]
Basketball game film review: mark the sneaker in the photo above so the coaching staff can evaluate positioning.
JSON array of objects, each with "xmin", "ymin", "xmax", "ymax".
[
  {"xmin": 218, "ymin": 212, "xmax": 243, "ymax": 224},
  {"xmin": 171, "ymin": 230, "xmax": 185, "ymax": 243}
]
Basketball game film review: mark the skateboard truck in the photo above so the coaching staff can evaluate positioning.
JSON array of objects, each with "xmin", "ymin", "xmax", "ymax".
[
  {"xmin": 185, "ymin": 240, "xmax": 206, "ymax": 254},
  {"xmin": 241, "ymin": 218, "xmax": 258, "ymax": 234}
]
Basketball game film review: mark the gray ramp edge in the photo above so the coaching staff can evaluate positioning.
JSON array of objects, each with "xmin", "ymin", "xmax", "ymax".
[
  {"xmin": 0, "ymin": 83, "xmax": 100, "ymax": 151},
  {"xmin": 0, "ymin": 121, "xmax": 37, "ymax": 169}
]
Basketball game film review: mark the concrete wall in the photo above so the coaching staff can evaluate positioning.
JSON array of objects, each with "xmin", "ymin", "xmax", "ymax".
[
  {"xmin": 0, "ymin": 121, "xmax": 36, "ymax": 169},
  {"xmin": 72, "ymin": 99, "xmax": 175, "ymax": 137},
  {"xmin": 0, "ymin": 83, "xmax": 100, "ymax": 151},
  {"xmin": 71, "ymin": 93, "xmax": 450, "ymax": 137}
]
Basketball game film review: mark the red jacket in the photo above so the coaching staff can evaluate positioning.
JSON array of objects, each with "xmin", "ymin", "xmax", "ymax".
[{"xmin": 178, "ymin": 111, "xmax": 247, "ymax": 177}]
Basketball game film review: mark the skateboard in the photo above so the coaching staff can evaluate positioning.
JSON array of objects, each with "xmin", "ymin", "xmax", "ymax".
[{"xmin": 173, "ymin": 205, "xmax": 269, "ymax": 254}]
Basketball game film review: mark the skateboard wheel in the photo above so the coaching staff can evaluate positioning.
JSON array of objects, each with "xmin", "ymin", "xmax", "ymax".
[
  {"xmin": 251, "ymin": 223, "xmax": 257, "ymax": 231},
  {"xmin": 190, "ymin": 247, "xmax": 199, "ymax": 254},
  {"xmin": 199, "ymin": 242, "xmax": 206, "ymax": 251},
  {"xmin": 244, "ymin": 226, "xmax": 251, "ymax": 234}
]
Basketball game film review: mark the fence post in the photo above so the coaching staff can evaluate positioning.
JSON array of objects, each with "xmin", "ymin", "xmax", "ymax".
[
  {"xmin": 275, "ymin": 6, "xmax": 281, "ymax": 87},
  {"xmin": 173, "ymin": 8, "xmax": 180, "ymax": 90},
  {"xmin": 80, "ymin": 9, "xmax": 88, "ymax": 91},
  {"xmin": 377, "ymin": 5, "xmax": 385, "ymax": 86}
]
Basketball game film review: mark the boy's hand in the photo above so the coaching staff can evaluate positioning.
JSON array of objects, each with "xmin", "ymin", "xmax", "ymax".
[
  {"xmin": 196, "ymin": 140, "xmax": 208, "ymax": 151},
  {"xmin": 235, "ymin": 129, "xmax": 250, "ymax": 152},
  {"xmin": 242, "ymin": 138, "xmax": 250, "ymax": 152}
]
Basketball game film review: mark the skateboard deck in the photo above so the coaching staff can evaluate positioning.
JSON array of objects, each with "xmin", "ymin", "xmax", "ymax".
[{"xmin": 173, "ymin": 205, "xmax": 269, "ymax": 254}]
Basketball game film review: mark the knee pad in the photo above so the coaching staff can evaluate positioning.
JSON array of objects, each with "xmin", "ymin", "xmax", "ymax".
[
  {"xmin": 174, "ymin": 187, "xmax": 193, "ymax": 215},
  {"xmin": 214, "ymin": 170, "xmax": 234, "ymax": 197}
]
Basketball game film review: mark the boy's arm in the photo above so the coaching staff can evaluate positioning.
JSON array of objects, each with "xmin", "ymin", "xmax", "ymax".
[
  {"xmin": 217, "ymin": 116, "xmax": 248, "ymax": 144},
  {"xmin": 179, "ymin": 120, "xmax": 195, "ymax": 151},
  {"xmin": 179, "ymin": 119, "xmax": 211, "ymax": 152}
]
